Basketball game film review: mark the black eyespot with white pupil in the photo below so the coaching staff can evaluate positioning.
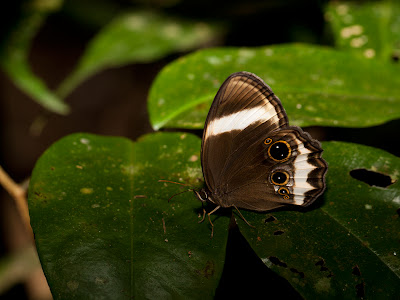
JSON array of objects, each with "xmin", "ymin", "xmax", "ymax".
[
  {"xmin": 268, "ymin": 141, "xmax": 291, "ymax": 162},
  {"xmin": 270, "ymin": 170, "xmax": 289, "ymax": 186}
]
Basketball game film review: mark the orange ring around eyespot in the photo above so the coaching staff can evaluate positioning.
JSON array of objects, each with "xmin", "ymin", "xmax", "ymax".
[
  {"xmin": 278, "ymin": 187, "xmax": 290, "ymax": 197},
  {"xmin": 264, "ymin": 137, "xmax": 272, "ymax": 145},
  {"xmin": 283, "ymin": 194, "xmax": 290, "ymax": 200},
  {"xmin": 270, "ymin": 170, "xmax": 290, "ymax": 186},
  {"xmin": 267, "ymin": 140, "xmax": 291, "ymax": 162}
]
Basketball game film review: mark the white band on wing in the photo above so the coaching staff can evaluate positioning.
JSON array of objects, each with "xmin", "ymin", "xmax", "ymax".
[{"xmin": 206, "ymin": 105, "xmax": 278, "ymax": 137}]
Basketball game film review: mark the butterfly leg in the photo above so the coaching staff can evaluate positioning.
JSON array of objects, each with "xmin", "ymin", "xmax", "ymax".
[
  {"xmin": 198, "ymin": 207, "xmax": 206, "ymax": 224},
  {"xmin": 232, "ymin": 205, "xmax": 255, "ymax": 228},
  {"xmin": 207, "ymin": 206, "xmax": 220, "ymax": 238}
]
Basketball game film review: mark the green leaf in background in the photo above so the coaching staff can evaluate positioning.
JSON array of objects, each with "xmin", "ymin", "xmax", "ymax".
[
  {"xmin": 0, "ymin": 0, "xmax": 70, "ymax": 115},
  {"xmin": 28, "ymin": 133, "xmax": 229, "ymax": 299},
  {"xmin": 56, "ymin": 10, "xmax": 224, "ymax": 98},
  {"xmin": 148, "ymin": 44, "xmax": 400, "ymax": 130},
  {"xmin": 325, "ymin": 0, "xmax": 400, "ymax": 62},
  {"xmin": 238, "ymin": 141, "xmax": 400, "ymax": 298}
]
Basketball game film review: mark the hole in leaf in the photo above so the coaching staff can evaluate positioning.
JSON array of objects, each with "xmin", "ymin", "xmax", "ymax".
[
  {"xmin": 269, "ymin": 256, "xmax": 287, "ymax": 268},
  {"xmin": 315, "ymin": 259, "xmax": 325, "ymax": 267},
  {"xmin": 265, "ymin": 216, "xmax": 277, "ymax": 223},
  {"xmin": 273, "ymin": 230, "xmax": 284, "ymax": 235},
  {"xmin": 392, "ymin": 52, "xmax": 399, "ymax": 62},
  {"xmin": 356, "ymin": 282, "xmax": 365, "ymax": 298},
  {"xmin": 350, "ymin": 169, "xmax": 394, "ymax": 188},
  {"xmin": 352, "ymin": 265, "xmax": 361, "ymax": 276}
]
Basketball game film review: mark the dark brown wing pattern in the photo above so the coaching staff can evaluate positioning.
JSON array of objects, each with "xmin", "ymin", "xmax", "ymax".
[{"xmin": 200, "ymin": 71, "xmax": 327, "ymax": 211}]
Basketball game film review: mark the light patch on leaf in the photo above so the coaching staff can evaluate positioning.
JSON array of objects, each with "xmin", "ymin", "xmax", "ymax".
[
  {"xmin": 364, "ymin": 48, "xmax": 376, "ymax": 58},
  {"xmin": 350, "ymin": 35, "xmax": 368, "ymax": 48},
  {"xmin": 393, "ymin": 196, "xmax": 400, "ymax": 205},
  {"xmin": 264, "ymin": 49, "xmax": 274, "ymax": 56},
  {"xmin": 189, "ymin": 155, "xmax": 198, "ymax": 162},
  {"xmin": 124, "ymin": 15, "xmax": 147, "ymax": 30},
  {"xmin": 163, "ymin": 23, "xmax": 182, "ymax": 39},
  {"xmin": 80, "ymin": 187, "xmax": 94, "ymax": 194},
  {"xmin": 237, "ymin": 49, "xmax": 255, "ymax": 64},
  {"xmin": 315, "ymin": 277, "xmax": 331, "ymax": 293},
  {"xmin": 120, "ymin": 164, "xmax": 135, "ymax": 175},
  {"xmin": 185, "ymin": 166, "xmax": 202, "ymax": 179},
  {"xmin": 340, "ymin": 24, "xmax": 363, "ymax": 39},
  {"xmin": 66, "ymin": 280, "xmax": 79, "ymax": 291},
  {"xmin": 336, "ymin": 4, "xmax": 349, "ymax": 16},
  {"xmin": 206, "ymin": 56, "xmax": 222, "ymax": 65},
  {"xmin": 261, "ymin": 257, "xmax": 273, "ymax": 268}
]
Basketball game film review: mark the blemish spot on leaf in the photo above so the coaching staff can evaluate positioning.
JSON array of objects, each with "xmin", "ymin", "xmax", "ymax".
[
  {"xmin": 106, "ymin": 186, "xmax": 113, "ymax": 191},
  {"xmin": 67, "ymin": 280, "xmax": 79, "ymax": 291},
  {"xmin": 268, "ymin": 256, "xmax": 287, "ymax": 268},
  {"xmin": 95, "ymin": 277, "xmax": 108, "ymax": 285},
  {"xmin": 273, "ymin": 230, "xmax": 284, "ymax": 236},
  {"xmin": 80, "ymin": 187, "xmax": 94, "ymax": 194},
  {"xmin": 189, "ymin": 155, "xmax": 198, "ymax": 162},
  {"xmin": 350, "ymin": 168, "xmax": 394, "ymax": 188},
  {"xmin": 290, "ymin": 267, "xmax": 305, "ymax": 278},
  {"xmin": 196, "ymin": 260, "xmax": 215, "ymax": 279},
  {"xmin": 92, "ymin": 204, "xmax": 100, "ymax": 208}
]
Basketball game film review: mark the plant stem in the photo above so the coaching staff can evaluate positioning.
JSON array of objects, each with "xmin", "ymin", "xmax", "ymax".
[{"xmin": 0, "ymin": 165, "xmax": 33, "ymax": 239}]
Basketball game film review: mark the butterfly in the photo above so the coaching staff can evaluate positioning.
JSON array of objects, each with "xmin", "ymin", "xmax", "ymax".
[{"xmin": 194, "ymin": 71, "xmax": 328, "ymax": 233}]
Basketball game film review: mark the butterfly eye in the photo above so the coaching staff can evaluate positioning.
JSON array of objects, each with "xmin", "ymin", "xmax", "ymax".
[
  {"xmin": 270, "ymin": 171, "xmax": 289, "ymax": 185},
  {"xmin": 268, "ymin": 140, "xmax": 291, "ymax": 162},
  {"xmin": 278, "ymin": 187, "xmax": 290, "ymax": 200}
]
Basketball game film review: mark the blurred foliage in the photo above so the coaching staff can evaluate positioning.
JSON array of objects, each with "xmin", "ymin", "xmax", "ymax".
[
  {"xmin": 148, "ymin": 44, "xmax": 400, "ymax": 130},
  {"xmin": 56, "ymin": 10, "xmax": 224, "ymax": 97},
  {"xmin": 0, "ymin": 0, "xmax": 70, "ymax": 114}
]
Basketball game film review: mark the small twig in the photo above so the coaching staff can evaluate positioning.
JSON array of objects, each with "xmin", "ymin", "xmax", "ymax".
[{"xmin": 0, "ymin": 165, "xmax": 33, "ymax": 239}]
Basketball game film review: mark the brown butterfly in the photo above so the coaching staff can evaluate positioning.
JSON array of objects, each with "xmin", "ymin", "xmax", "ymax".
[{"xmin": 194, "ymin": 72, "xmax": 327, "ymax": 235}]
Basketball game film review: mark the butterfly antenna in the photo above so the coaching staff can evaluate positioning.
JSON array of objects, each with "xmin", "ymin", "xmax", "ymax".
[
  {"xmin": 158, "ymin": 179, "xmax": 194, "ymax": 188},
  {"xmin": 167, "ymin": 189, "xmax": 193, "ymax": 203}
]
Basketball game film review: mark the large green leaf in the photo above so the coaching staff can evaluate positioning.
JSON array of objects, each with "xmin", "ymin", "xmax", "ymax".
[
  {"xmin": 56, "ymin": 10, "xmax": 224, "ymax": 98},
  {"xmin": 28, "ymin": 133, "xmax": 229, "ymax": 299},
  {"xmin": 147, "ymin": 44, "xmax": 400, "ymax": 130},
  {"xmin": 238, "ymin": 141, "xmax": 400, "ymax": 298},
  {"xmin": 325, "ymin": 0, "xmax": 400, "ymax": 62},
  {"xmin": 0, "ymin": 0, "xmax": 70, "ymax": 115}
]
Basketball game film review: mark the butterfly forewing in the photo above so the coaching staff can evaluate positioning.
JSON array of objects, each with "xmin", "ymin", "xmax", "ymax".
[{"xmin": 201, "ymin": 72, "xmax": 287, "ymax": 192}]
